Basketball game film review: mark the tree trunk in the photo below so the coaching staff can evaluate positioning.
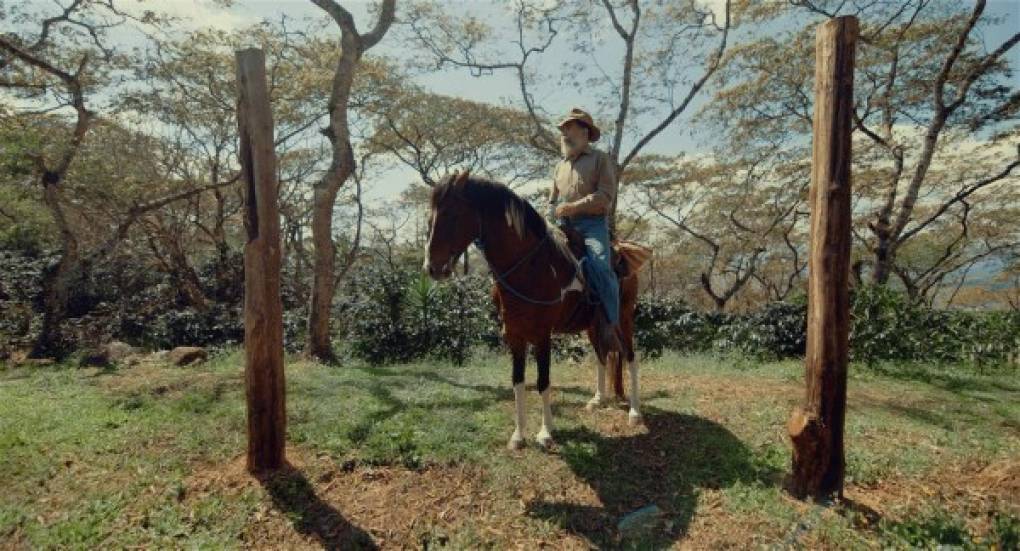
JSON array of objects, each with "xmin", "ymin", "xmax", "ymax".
[
  {"xmin": 31, "ymin": 255, "xmax": 78, "ymax": 358},
  {"xmin": 307, "ymin": 177, "xmax": 341, "ymax": 361},
  {"xmin": 788, "ymin": 16, "xmax": 857, "ymax": 501},
  {"xmin": 30, "ymin": 176, "xmax": 80, "ymax": 359},
  {"xmin": 870, "ymin": 234, "xmax": 893, "ymax": 284},
  {"xmin": 236, "ymin": 48, "xmax": 286, "ymax": 474}
]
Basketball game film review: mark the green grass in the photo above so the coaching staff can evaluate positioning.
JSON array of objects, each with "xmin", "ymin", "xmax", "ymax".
[{"xmin": 1, "ymin": 349, "xmax": 1017, "ymax": 548}]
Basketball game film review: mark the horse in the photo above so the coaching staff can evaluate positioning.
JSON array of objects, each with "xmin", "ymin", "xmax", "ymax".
[{"xmin": 424, "ymin": 170, "xmax": 642, "ymax": 450}]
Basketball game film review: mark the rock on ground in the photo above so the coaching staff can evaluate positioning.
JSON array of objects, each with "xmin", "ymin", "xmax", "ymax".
[
  {"xmin": 79, "ymin": 341, "xmax": 138, "ymax": 367},
  {"xmin": 167, "ymin": 346, "xmax": 208, "ymax": 366}
]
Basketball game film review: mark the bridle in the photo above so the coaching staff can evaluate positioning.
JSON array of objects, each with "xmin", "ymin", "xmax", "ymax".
[{"xmin": 437, "ymin": 192, "xmax": 576, "ymax": 306}]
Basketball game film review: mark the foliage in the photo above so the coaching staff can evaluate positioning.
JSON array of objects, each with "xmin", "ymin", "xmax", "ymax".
[
  {"xmin": 0, "ymin": 249, "xmax": 307, "ymax": 353},
  {"xmin": 719, "ymin": 299, "xmax": 807, "ymax": 360},
  {"xmin": 633, "ymin": 295, "xmax": 729, "ymax": 358},
  {"xmin": 4, "ymin": 243, "xmax": 1018, "ymax": 370},
  {"xmin": 850, "ymin": 285, "xmax": 1020, "ymax": 366},
  {"xmin": 338, "ymin": 265, "xmax": 497, "ymax": 365}
]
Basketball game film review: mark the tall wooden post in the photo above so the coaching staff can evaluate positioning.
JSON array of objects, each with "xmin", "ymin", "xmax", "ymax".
[
  {"xmin": 236, "ymin": 48, "xmax": 286, "ymax": 473},
  {"xmin": 788, "ymin": 16, "xmax": 858, "ymax": 500}
]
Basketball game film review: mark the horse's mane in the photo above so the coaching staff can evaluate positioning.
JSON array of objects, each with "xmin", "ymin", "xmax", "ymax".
[
  {"xmin": 432, "ymin": 174, "xmax": 575, "ymax": 263},
  {"xmin": 432, "ymin": 175, "xmax": 549, "ymax": 240}
]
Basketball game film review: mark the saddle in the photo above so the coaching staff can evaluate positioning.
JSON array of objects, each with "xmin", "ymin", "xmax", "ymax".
[{"xmin": 556, "ymin": 223, "xmax": 652, "ymax": 280}]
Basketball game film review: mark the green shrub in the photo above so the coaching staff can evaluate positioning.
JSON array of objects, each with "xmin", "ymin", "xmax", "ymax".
[
  {"xmin": 719, "ymin": 300, "xmax": 807, "ymax": 360},
  {"xmin": 633, "ymin": 295, "xmax": 726, "ymax": 358},
  {"xmin": 338, "ymin": 265, "xmax": 497, "ymax": 365}
]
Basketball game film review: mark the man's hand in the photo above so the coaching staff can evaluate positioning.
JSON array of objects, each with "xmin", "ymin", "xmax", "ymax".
[{"xmin": 555, "ymin": 202, "xmax": 575, "ymax": 218}]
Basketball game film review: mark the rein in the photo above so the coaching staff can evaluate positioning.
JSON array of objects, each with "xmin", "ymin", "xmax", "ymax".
[{"xmin": 474, "ymin": 214, "xmax": 574, "ymax": 306}]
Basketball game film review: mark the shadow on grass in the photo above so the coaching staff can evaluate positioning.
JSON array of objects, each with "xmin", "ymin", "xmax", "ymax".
[
  {"xmin": 862, "ymin": 362, "xmax": 1020, "ymax": 395},
  {"xmin": 259, "ymin": 465, "xmax": 377, "ymax": 550},
  {"xmin": 527, "ymin": 409, "xmax": 778, "ymax": 548}
]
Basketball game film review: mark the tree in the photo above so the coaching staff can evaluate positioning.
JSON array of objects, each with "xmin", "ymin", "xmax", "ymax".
[
  {"xmin": 705, "ymin": 0, "xmax": 1020, "ymax": 293},
  {"xmin": 0, "ymin": 1, "xmax": 254, "ymax": 356},
  {"xmin": 639, "ymin": 151, "xmax": 808, "ymax": 311},
  {"xmin": 366, "ymin": 90, "xmax": 553, "ymax": 187},
  {"xmin": 120, "ymin": 23, "xmax": 344, "ymax": 309},
  {"xmin": 306, "ymin": 0, "xmax": 397, "ymax": 362},
  {"xmin": 405, "ymin": 0, "xmax": 736, "ymax": 233}
]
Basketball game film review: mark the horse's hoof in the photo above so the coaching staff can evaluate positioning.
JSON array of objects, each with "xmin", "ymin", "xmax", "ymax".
[
  {"xmin": 536, "ymin": 430, "xmax": 554, "ymax": 449},
  {"xmin": 585, "ymin": 396, "xmax": 607, "ymax": 411},
  {"xmin": 628, "ymin": 410, "xmax": 643, "ymax": 426},
  {"xmin": 507, "ymin": 434, "xmax": 525, "ymax": 451}
]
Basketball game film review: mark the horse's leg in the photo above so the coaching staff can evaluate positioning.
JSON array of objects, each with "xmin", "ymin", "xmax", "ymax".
[
  {"xmin": 585, "ymin": 329, "xmax": 609, "ymax": 410},
  {"xmin": 615, "ymin": 307, "xmax": 635, "ymax": 403},
  {"xmin": 627, "ymin": 355, "xmax": 642, "ymax": 426},
  {"xmin": 508, "ymin": 339, "xmax": 528, "ymax": 450},
  {"xmin": 611, "ymin": 351, "xmax": 626, "ymax": 404},
  {"xmin": 533, "ymin": 336, "xmax": 554, "ymax": 448}
]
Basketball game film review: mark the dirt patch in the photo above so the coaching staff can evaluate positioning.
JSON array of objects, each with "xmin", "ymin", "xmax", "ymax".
[
  {"xmin": 94, "ymin": 361, "xmax": 237, "ymax": 399},
  {"xmin": 841, "ymin": 458, "xmax": 1020, "ymax": 542},
  {"xmin": 183, "ymin": 447, "xmax": 596, "ymax": 549}
]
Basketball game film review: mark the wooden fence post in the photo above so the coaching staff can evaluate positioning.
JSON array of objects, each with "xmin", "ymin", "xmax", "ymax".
[
  {"xmin": 788, "ymin": 16, "xmax": 858, "ymax": 500},
  {"xmin": 236, "ymin": 48, "xmax": 286, "ymax": 473}
]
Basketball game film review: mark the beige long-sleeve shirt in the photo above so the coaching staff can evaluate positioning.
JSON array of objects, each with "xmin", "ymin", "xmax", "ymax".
[{"xmin": 549, "ymin": 144, "xmax": 618, "ymax": 220}]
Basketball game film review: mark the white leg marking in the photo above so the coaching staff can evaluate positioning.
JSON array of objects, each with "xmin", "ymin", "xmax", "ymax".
[
  {"xmin": 628, "ymin": 357, "xmax": 643, "ymax": 426},
  {"xmin": 586, "ymin": 356, "xmax": 608, "ymax": 410},
  {"xmin": 536, "ymin": 388, "xmax": 554, "ymax": 448},
  {"xmin": 508, "ymin": 382, "xmax": 526, "ymax": 450}
]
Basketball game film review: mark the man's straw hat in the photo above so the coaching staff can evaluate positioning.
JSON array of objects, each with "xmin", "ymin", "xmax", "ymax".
[{"xmin": 557, "ymin": 107, "xmax": 601, "ymax": 142}]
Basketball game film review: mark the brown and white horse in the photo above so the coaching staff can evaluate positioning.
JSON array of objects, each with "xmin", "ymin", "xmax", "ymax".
[{"xmin": 424, "ymin": 171, "xmax": 641, "ymax": 450}]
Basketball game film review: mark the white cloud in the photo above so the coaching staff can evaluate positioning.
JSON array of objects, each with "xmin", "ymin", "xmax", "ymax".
[
  {"xmin": 695, "ymin": 0, "xmax": 729, "ymax": 24},
  {"xmin": 122, "ymin": 0, "xmax": 259, "ymax": 31}
]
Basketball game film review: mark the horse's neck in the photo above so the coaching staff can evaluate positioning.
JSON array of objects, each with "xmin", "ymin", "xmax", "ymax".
[{"xmin": 480, "ymin": 218, "xmax": 542, "ymax": 274}]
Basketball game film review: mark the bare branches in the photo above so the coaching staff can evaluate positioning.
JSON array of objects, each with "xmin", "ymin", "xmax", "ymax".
[
  {"xmin": 405, "ymin": 1, "xmax": 563, "ymax": 157},
  {"xmin": 619, "ymin": 0, "xmax": 731, "ymax": 172},
  {"xmin": 899, "ymin": 156, "xmax": 1020, "ymax": 244},
  {"xmin": 310, "ymin": 0, "xmax": 396, "ymax": 53}
]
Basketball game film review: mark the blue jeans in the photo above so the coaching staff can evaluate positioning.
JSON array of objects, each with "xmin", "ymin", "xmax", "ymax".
[{"xmin": 568, "ymin": 215, "xmax": 619, "ymax": 324}]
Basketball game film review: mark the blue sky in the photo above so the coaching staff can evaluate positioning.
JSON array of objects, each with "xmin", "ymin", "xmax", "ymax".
[
  {"xmin": 153, "ymin": 0, "xmax": 1017, "ymax": 199},
  {"xmin": 13, "ymin": 0, "xmax": 1020, "ymax": 201}
]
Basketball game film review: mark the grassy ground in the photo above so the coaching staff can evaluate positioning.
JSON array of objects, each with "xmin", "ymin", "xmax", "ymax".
[{"xmin": 1, "ymin": 348, "xmax": 1018, "ymax": 549}]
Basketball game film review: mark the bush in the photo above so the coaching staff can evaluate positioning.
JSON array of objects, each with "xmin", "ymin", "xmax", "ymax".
[
  {"xmin": 720, "ymin": 300, "xmax": 807, "ymax": 360},
  {"xmin": 338, "ymin": 265, "xmax": 497, "ymax": 365},
  {"xmin": 850, "ymin": 285, "xmax": 1020, "ymax": 367},
  {"xmin": 633, "ymin": 295, "xmax": 726, "ymax": 358},
  {"xmin": 0, "ymin": 249, "xmax": 307, "ymax": 353},
  {"xmin": 4, "ymin": 246, "xmax": 1017, "ymax": 370}
]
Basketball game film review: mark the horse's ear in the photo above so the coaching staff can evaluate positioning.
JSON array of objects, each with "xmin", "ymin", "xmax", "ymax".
[{"xmin": 454, "ymin": 169, "xmax": 470, "ymax": 189}]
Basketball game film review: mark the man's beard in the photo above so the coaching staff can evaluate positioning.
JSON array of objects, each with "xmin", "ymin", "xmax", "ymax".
[{"xmin": 560, "ymin": 136, "xmax": 583, "ymax": 159}]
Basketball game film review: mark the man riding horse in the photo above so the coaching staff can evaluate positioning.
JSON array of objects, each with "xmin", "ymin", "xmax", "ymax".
[
  {"xmin": 424, "ymin": 107, "xmax": 650, "ymax": 450},
  {"xmin": 548, "ymin": 108, "xmax": 621, "ymax": 359}
]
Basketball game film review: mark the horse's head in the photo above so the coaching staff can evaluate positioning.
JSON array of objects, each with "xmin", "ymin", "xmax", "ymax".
[{"xmin": 424, "ymin": 170, "xmax": 479, "ymax": 280}]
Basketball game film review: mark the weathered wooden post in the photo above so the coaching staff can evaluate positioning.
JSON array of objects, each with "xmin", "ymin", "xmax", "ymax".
[
  {"xmin": 787, "ymin": 16, "xmax": 858, "ymax": 500},
  {"xmin": 236, "ymin": 48, "xmax": 286, "ymax": 473}
]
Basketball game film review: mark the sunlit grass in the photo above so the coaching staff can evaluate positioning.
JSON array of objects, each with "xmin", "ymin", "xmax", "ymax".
[{"xmin": 1, "ymin": 348, "xmax": 1017, "ymax": 548}]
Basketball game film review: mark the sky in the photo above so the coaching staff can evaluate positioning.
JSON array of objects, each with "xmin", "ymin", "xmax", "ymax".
[
  {"xmin": 112, "ymin": 0, "xmax": 1020, "ymax": 202},
  {"xmin": 9, "ymin": 0, "xmax": 1020, "ymax": 203}
]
